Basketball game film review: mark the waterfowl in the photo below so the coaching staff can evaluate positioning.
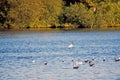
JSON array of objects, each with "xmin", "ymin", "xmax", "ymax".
[
  {"xmin": 88, "ymin": 60, "xmax": 92, "ymax": 63},
  {"xmin": 71, "ymin": 59, "xmax": 74, "ymax": 62},
  {"xmin": 84, "ymin": 59, "xmax": 89, "ymax": 63},
  {"xmin": 89, "ymin": 62, "xmax": 94, "ymax": 67},
  {"xmin": 115, "ymin": 57, "xmax": 120, "ymax": 62},
  {"xmin": 89, "ymin": 61, "xmax": 94, "ymax": 67},
  {"xmin": 92, "ymin": 57, "xmax": 96, "ymax": 61},
  {"xmin": 73, "ymin": 61, "xmax": 83, "ymax": 69},
  {"xmin": 32, "ymin": 60, "xmax": 35, "ymax": 63},
  {"xmin": 73, "ymin": 64, "xmax": 79, "ymax": 69},
  {"xmin": 44, "ymin": 62, "xmax": 48, "ymax": 65},
  {"xmin": 103, "ymin": 58, "xmax": 106, "ymax": 61},
  {"xmin": 68, "ymin": 43, "xmax": 73, "ymax": 48}
]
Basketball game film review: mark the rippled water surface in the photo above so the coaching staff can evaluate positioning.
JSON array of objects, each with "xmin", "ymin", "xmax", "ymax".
[{"xmin": 0, "ymin": 30, "xmax": 120, "ymax": 80}]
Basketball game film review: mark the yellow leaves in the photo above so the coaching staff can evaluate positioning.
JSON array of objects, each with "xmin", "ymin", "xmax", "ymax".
[
  {"xmin": 2, "ymin": 0, "xmax": 119, "ymax": 29},
  {"xmin": 11, "ymin": 0, "xmax": 63, "ymax": 28}
]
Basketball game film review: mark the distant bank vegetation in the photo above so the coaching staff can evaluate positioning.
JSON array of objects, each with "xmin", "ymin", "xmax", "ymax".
[{"xmin": 0, "ymin": 0, "xmax": 120, "ymax": 30}]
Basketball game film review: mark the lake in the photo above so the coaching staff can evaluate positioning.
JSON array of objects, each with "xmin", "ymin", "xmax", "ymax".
[{"xmin": 0, "ymin": 30, "xmax": 120, "ymax": 80}]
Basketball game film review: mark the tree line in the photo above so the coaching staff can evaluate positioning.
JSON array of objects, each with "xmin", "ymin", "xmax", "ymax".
[{"xmin": 0, "ymin": 0, "xmax": 120, "ymax": 30}]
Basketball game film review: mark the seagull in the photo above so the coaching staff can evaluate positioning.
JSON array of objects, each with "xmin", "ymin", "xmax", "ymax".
[
  {"xmin": 73, "ymin": 64, "xmax": 79, "ymax": 69},
  {"xmin": 84, "ymin": 59, "xmax": 89, "ymax": 63},
  {"xmin": 32, "ymin": 60, "xmax": 36, "ymax": 63},
  {"xmin": 68, "ymin": 43, "xmax": 73, "ymax": 48},
  {"xmin": 73, "ymin": 61, "xmax": 83, "ymax": 69},
  {"xmin": 115, "ymin": 57, "xmax": 120, "ymax": 62}
]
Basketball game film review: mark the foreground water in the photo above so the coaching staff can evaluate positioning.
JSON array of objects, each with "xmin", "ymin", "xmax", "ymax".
[{"xmin": 0, "ymin": 30, "xmax": 120, "ymax": 80}]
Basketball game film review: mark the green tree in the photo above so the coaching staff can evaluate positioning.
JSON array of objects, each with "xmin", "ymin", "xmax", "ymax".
[
  {"xmin": 0, "ymin": 0, "xmax": 120, "ymax": 30},
  {"xmin": 8, "ymin": 0, "xmax": 44, "ymax": 29},
  {"xmin": 0, "ymin": 0, "xmax": 10, "ymax": 29},
  {"xmin": 8, "ymin": 0, "xmax": 63, "ymax": 29},
  {"xmin": 94, "ymin": 1, "xmax": 120, "ymax": 28},
  {"xmin": 61, "ymin": 3, "xmax": 95, "ymax": 28},
  {"xmin": 36, "ymin": 0, "xmax": 63, "ymax": 27}
]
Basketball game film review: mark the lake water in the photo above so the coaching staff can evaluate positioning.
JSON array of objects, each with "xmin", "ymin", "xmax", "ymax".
[{"xmin": 0, "ymin": 30, "xmax": 120, "ymax": 80}]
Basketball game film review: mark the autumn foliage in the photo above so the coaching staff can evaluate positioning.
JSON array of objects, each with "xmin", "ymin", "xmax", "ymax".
[{"xmin": 0, "ymin": 0, "xmax": 120, "ymax": 30}]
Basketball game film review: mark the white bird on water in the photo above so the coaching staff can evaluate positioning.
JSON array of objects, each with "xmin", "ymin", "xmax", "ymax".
[
  {"xmin": 32, "ymin": 60, "xmax": 36, "ymax": 63},
  {"xmin": 68, "ymin": 43, "xmax": 73, "ymax": 48},
  {"xmin": 73, "ymin": 61, "xmax": 83, "ymax": 69}
]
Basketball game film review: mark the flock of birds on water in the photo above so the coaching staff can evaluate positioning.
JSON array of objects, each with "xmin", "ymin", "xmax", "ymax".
[{"xmin": 31, "ymin": 43, "xmax": 120, "ymax": 69}]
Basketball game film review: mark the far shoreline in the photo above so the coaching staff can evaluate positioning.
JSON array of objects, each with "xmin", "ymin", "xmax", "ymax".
[{"xmin": 0, "ymin": 26, "xmax": 120, "ymax": 32}]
